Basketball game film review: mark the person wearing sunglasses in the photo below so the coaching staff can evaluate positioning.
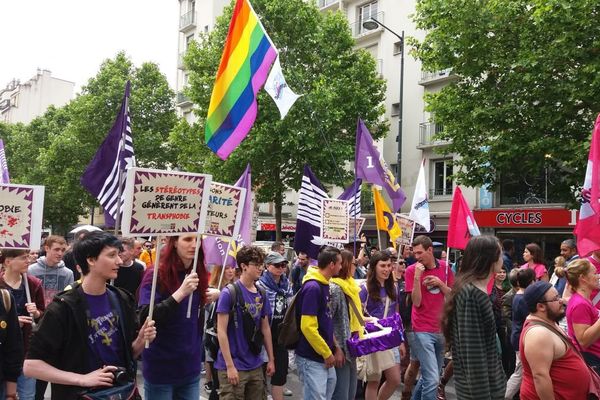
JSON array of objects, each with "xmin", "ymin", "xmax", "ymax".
[{"xmin": 257, "ymin": 252, "xmax": 294, "ymax": 400}]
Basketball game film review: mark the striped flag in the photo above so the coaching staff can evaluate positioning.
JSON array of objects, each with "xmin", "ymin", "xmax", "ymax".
[
  {"xmin": 0, "ymin": 139, "xmax": 9, "ymax": 184},
  {"xmin": 338, "ymin": 178, "xmax": 362, "ymax": 217},
  {"xmin": 205, "ymin": 0, "xmax": 278, "ymax": 160},
  {"xmin": 81, "ymin": 81, "xmax": 135, "ymax": 227},
  {"xmin": 294, "ymin": 165, "xmax": 329, "ymax": 260}
]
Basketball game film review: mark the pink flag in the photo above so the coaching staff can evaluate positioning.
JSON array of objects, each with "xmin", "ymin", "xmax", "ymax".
[
  {"xmin": 574, "ymin": 114, "xmax": 600, "ymax": 256},
  {"xmin": 447, "ymin": 187, "xmax": 480, "ymax": 250}
]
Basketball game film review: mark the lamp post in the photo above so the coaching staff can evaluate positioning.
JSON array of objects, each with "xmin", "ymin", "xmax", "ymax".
[{"xmin": 362, "ymin": 17, "xmax": 404, "ymax": 186}]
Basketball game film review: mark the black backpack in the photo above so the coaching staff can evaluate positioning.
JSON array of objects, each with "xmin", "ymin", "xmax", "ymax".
[
  {"xmin": 277, "ymin": 289, "xmax": 301, "ymax": 349},
  {"xmin": 204, "ymin": 282, "xmax": 266, "ymax": 359}
]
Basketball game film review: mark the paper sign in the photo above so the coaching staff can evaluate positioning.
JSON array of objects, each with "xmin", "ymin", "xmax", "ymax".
[
  {"xmin": 121, "ymin": 168, "xmax": 212, "ymax": 236},
  {"xmin": 0, "ymin": 184, "xmax": 45, "ymax": 250},
  {"xmin": 396, "ymin": 214, "xmax": 415, "ymax": 246},
  {"xmin": 348, "ymin": 217, "xmax": 366, "ymax": 239},
  {"xmin": 321, "ymin": 198, "xmax": 350, "ymax": 243},
  {"xmin": 204, "ymin": 182, "xmax": 246, "ymax": 238}
]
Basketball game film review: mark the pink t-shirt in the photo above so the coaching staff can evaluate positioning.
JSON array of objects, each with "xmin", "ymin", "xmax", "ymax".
[
  {"xmin": 586, "ymin": 256, "xmax": 600, "ymax": 309},
  {"xmin": 520, "ymin": 263, "xmax": 547, "ymax": 280},
  {"xmin": 405, "ymin": 259, "xmax": 454, "ymax": 333},
  {"xmin": 567, "ymin": 291, "xmax": 600, "ymax": 357}
]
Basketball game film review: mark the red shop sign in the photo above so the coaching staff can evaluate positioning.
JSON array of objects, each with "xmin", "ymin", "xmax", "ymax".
[{"xmin": 473, "ymin": 208, "xmax": 578, "ymax": 228}]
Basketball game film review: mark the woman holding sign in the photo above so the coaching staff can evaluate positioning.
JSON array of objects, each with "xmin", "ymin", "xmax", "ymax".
[{"xmin": 138, "ymin": 234, "xmax": 210, "ymax": 400}]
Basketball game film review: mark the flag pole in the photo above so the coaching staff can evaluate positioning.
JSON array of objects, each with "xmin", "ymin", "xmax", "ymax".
[
  {"xmin": 186, "ymin": 233, "xmax": 203, "ymax": 319},
  {"xmin": 22, "ymin": 273, "xmax": 35, "ymax": 327},
  {"xmin": 146, "ymin": 235, "xmax": 163, "ymax": 348},
  {"xmin": 207, "ymin": 238, "xmax": 233, "ymax": 324},
  {"xmin": 113, "ymin": 88, "xmax": 129, "ymax": 236}
]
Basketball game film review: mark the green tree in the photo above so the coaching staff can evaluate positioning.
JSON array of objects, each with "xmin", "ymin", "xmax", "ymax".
[
  {"xmin": 178, "ymin": 0, "xmax": 386, "ymax": 239},
  {"xmin": 4, "ymin": 53, "xmax": 178, "ymax": 234},
  {"xmin": 412, "ymin": 0, "xmax": 600, "ymax": 200}
]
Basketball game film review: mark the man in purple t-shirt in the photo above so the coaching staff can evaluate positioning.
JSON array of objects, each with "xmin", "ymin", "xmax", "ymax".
[
  {"xmin": 215, "ymin": 245, "xmax": 275, "ymax": 400},
  {"xmin": 295, "ymin": 246, "xmax": 343, "ymax": 400},
  {"xmin": 404, "ymin": 235, "xmax": 454, "ymax": 400}
]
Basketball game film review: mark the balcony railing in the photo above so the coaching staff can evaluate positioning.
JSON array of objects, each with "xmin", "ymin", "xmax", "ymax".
[
  {"xmin": 176, "ymin": 92, "xmax": 192, "ymax": 106},
  {"xmin": 429, "ymin": 187, "xmax": 453, "ymax": 198},
  {"xmin": 419, "ymin": 68, "xmax": 454, "ymax": 85},
  {"xmin": 179, "ymin": 10, "xmax": 196, "ymax": 31},
  {"xmin": 317, "ymin": 0, "xmax": 338, "ymax": 8},
  {"xmin": 419, "ymin": 122, "xmax": 449, "ymax": 147},
  {"xmin": 350, "ymin": 12, "xmax": 384, "ymax": 38}
]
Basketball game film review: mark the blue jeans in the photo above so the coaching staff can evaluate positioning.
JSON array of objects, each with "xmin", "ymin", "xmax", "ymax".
[
  {"xmin": 144, "ymin": 375, "xmax": 200, "ymax": 400},
  {"xmin": 332, "ymin": 357, "xmax": 356, "ymax": 400},
  {"xmin": 17, "ymin": 373, "xmax": 36, "ymax": 400},
  {"xmin": 296, "ymin": 355, "xmax": 336, "ymax": 400},
  {"xmin": 411, "ymin": 332, "xmax": 445, "ymax": 400}
]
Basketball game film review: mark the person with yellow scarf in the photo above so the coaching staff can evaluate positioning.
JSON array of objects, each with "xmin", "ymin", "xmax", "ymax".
[{"xmin": 330, "ymin": 250, "xmax": 365, "ymax": 400}]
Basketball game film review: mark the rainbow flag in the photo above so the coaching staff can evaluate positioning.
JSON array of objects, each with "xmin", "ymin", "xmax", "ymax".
[{"xmin": 205, "ymin": 0, "xmax": 278, "ymax": 160}]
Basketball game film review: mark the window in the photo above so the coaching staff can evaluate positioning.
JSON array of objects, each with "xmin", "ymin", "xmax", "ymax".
[
  {"xmin": 358, "ymin": 1, "xmax": 378, "ymax": 35},
  {"xmin": 393, "ymin": 41, "xmax": 403, "ymax": 55},
  {"xmin": 431, "ymin": 159, "xmax": 453, "ymax": 197},
  {"xmin": 185, "ymin": 34, "xmax": 194, "ymax": 49},
  {"xmin": 391, "ymin": 103, "xmax": 400, "ymax": 117}
]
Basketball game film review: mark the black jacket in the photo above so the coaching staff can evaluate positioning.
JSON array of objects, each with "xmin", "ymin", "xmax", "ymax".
[
  {"xmin": 0, "ymin": 289, "xmax": 24, "ymax": 383},
  {"xmin": 27, "ymin": 283, "xmax": 139, "ymax": 400}
]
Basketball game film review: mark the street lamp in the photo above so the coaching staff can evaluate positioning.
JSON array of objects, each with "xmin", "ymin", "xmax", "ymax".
[{"xmin": 362, "ymin": 17, "xmax": 404, "ymax": 186}]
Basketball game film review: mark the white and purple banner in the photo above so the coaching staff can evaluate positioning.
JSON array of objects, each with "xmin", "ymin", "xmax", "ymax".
[{"xmin": 0, "ymin": 183, "xmax": 44, "ymax": 250}]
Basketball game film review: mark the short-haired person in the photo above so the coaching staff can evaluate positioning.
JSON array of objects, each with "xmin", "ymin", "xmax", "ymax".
[
  {"xmin": 215, "ymin": 245, "xmax": 275, "ymax": 400},
  {"xmin": 271, "ymin": 241, "xmax": 285, "ymax": 256},
  {"xmin": 520, "ymin": 281, "xmax": 590, "ymax": 399},
  {"xmin": 404, "ymin": 235, "xmax": 454, "ymax": 400},
  {"xmin": 138, "ymin": 234, "xmax": 212, "ymax": 399},
  {"xmin": 257, "ymin": 252, "xmax": 294, "ymax": 400},
  {"xmin": 330, "ymin": 250, "xmax": 363, "ymax": 400},
  {"xmin": 28, "ymin": 235, "xmax": 72, "ymax": 308},
  {"xmin": 565, "ymin": 259, "xmax": 600, "ymax": 370},
  {"xmin": 291, "ymin": 251, "xmax": 310, "ymax": 294},
  {"xmin": 554, "ymin": 239, "xmax": 578, "ymax": 296},
  {"xmin": 520, "ymin": 243, "xmax": 548, "ymax": 282},
  {"xmin": 113, "ymin": 237, "xmax": 145, "ymax": 299},
  {"xmin": 442, "ymin": 236, "xmax": 506, "ymax": 399},
  {"xmin": 502, "ymin": 239, "xmax": 515, "ymax": 273},
  {"xmin": 24, "ymin": 231, "xmax": 157, "ymax": 400},
  {"xmin": 296, "ymin": 246, "xmax": 343, "ymax": 400},
  {"xmin": 0, "ymin": 249, "xmax": 45, "ymax": 400}
]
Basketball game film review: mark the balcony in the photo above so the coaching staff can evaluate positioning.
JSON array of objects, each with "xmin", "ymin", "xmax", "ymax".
[
  {"xmin": 179, "ymin": 10, "xmax": 196, "ymax": 32},
  {"xmin": 418, "ymin": 122, "xmax": 450, "ymax": 148},
  {"xmin": 317, "ymin": 0, "xmax": 339, "ymax": 10},
  {"xmin": 350, "ymin": 12, "xmax": 384, "ymax": 40},
  {"xmin": 176, "ymin": 92, "xmax": 192, "ymax": 106},
  {"xmin": 419, "ymin": 68, "xmax": 455, "ymax": 86},
  {"xmin": 429, "ymin": 187, "xmax": 453, "ymax": 199},
  {"xmin": 178, "ymin": 52, "xmax": 186, "ymax": 70}
]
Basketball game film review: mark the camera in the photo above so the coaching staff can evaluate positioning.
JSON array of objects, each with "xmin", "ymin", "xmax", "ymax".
[{"xmin": 111, "ymin": 367, "xmax": 130, "ymax": 386}]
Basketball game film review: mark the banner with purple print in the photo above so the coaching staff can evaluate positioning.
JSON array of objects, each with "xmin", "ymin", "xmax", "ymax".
[
  {"xmin": 321, "ymin": 198, "xmax": 350, "ymax": 243},
  {"xmin": 121, "ymin": 168, "xmax": 211, "ymax": 236},
  {"xmin": 204, "ymin": 182, "xmax": 246, "ymax": 237},
  {"xmin": 0, "ymin": 184, "xmax": 44, "ymax": 250}
]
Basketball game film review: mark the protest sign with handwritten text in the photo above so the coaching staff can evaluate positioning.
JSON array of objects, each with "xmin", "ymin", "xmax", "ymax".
[
  {"xmin": 121, "ymin": 168, "xmax": 211, "ymax": 236},
  {"xmin": 203, "ymin": 182, "xmax": 245, "ymax": 238},
  {"xmin": 321, "ymin": 198, "xmax": 350, "ymax": 243},
  {"xmin": 0, "ymin": 184, "xmax": 45, "ymax": 249},
  {"xmin": 396, "ymin": 214, "xmax": 415, "ymax": 246}
]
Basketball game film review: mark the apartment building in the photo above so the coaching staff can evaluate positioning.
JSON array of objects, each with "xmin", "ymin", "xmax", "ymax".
[{"xmin": 0, "ymin": 69, "xmax": 74, "ymax": 125}]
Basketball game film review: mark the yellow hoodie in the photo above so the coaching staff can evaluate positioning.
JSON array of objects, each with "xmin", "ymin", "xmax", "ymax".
[{"xmin": 300, "ymin": 267, "xmax": 334, "ymax": 360}]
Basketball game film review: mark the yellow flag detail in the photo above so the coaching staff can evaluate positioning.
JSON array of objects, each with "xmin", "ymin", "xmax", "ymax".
[{"xmin": 373, "ymin": 187, "xmax": 402, "ymax": 245}]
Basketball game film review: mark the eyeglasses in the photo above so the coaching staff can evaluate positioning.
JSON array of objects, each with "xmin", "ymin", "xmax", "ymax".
[
  {"xmin": 398, "ymin": 261, "xmax": 406, "ymax": 266},
  {"xmin": 248, "ymin": 262, "xmax": 265, "ymax": 269},
  {"xmin": 539, "ymin": 295, "xmax": 561, "ymax": 303},
  {"xmin": 272, "ymin": 263, "xmax": 287, "ymax": 269}
]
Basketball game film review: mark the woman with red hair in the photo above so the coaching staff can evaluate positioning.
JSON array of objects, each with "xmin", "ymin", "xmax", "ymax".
[{"xmin": 138, "ymin": 234, "xmax": 209, "ymax": 399}]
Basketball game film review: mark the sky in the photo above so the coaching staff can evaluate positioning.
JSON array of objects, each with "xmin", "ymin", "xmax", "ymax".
[{"xmin": 0, "ymin": 1, "xmax": 180, "ymax": 93}]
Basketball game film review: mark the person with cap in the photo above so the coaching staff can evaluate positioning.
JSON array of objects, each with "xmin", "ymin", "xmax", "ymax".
[
  {"xmin": 257, "ymin": 252, "xmax": 294, "ymax": 400},
  {"xmin": 519, "ymin": 281, "xmax": 590, "ymax": 399}
]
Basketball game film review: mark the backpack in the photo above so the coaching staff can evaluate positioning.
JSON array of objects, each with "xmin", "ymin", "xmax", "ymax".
[
  {"xmin": 0, "ymin": 289, "xmax": 11, "ymax": 312},
  {"xmin": 204, "ymin": 282, "xmax": 266, "ymax": 359},
  {"xmin": 277, "ymin": 289, "xmax": 301, "ymax": 349}
]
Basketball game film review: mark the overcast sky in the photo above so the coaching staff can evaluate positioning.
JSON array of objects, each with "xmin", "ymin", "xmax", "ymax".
[{"xmin": 0, "ymin": 1, "xmax": 180, "ymax": 93}]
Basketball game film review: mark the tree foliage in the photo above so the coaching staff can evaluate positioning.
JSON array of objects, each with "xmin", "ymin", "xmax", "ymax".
[
  {"xmin": 177, "ymin": 0, "xmax": 387, "ymax": 238},
  {"xmin": 412, "ymin": 0, "xmax": 600, "ymax": 199},
  {"xmin": 2, "ymin": 53, "xmax": 177, "ymax": 234}
]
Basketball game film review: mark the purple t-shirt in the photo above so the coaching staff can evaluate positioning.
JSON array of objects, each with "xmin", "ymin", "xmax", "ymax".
[
  {"xmin": 85, "ymin": 293, "xmax": 124, "ymax": 369},
  {"xmin": 567, "ymin": 292, "xmax": 600, "ymax": 357},
  {"xmin": 138, "ymin": 272, "xmax": 202, "ymax": 384},
  {"xmin": 214, "ymin": 282, "xmax": 271, "ymax": 371},
  {"xmin": 359, "ymin": 285, "xmax": 398, "ymax": 319},
  {"xmin": 295, "ymin": 280, "xmax": 334, "ymax": 363}
]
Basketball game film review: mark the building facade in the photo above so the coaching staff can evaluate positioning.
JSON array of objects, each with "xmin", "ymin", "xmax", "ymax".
[{"xmin": 0, "ymin": 69, "xmax": 74, "ymax": 124}]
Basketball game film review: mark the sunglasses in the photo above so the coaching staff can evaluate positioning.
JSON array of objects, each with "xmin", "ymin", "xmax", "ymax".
[{"xmin": 272, "ymin": 263, "xmax": 287, "ymax": 269}]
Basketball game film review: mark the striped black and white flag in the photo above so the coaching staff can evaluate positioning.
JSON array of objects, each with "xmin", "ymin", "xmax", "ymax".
[
  {"xmin": 338, "ymin": 178, "xmax": 362, "ymax": 218},
  {"xmin": 81, "ymin": 81, "xmax": 135, "ymax": 227},
  {"xmin": 294, "ymin": 165, "xmax": 329, "ymax": 260}
]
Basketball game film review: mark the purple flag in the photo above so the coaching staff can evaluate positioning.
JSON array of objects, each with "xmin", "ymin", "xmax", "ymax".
[
  {"xmin": 0, "ymin": 139, "xmax": 9, "ymax": 184},
  {"xmin": 81, "ymin": 81, "xmax": 135, "ymax": 227},
  {"xmin": 294, "ymin": 164, "xmax": 328, "ymax": 260},
  {"xmin": 355, "ymin": 119, "xmax": 406, "ymax": 212},
  {"xmin": 202, "ymin": 164, "xmax": 252, "ymax": 268},
  {"xmin": 338, "ymin": 178, "xmax": 362, "ymax": 217}
]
